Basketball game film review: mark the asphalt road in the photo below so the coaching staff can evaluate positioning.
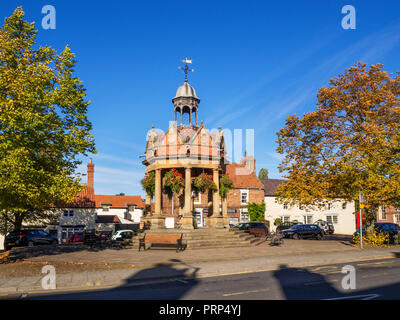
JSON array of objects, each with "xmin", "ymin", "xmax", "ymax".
[{"xmin": 19, "ymin": 257, "xmax": 400, "ymax": 300}]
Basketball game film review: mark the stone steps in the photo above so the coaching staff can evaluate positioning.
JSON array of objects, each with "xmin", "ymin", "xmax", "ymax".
[{"xmin": 129, "ymin": 228, "xmax": 263, "ymax": 249}]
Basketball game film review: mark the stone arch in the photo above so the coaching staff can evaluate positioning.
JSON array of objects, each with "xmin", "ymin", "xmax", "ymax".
[
  {"xmin": 182, "ymin": 106, "xmax": 191, "ymax": 125},
  {"xmin": 175, "ymin": 106, "xmax": 181, "ymax": 124}
]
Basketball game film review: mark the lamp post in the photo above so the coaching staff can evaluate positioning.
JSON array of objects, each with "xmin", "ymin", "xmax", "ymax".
[{"xmin": 359, "ymin": 193, "xmax": 364, "ymax": 249}]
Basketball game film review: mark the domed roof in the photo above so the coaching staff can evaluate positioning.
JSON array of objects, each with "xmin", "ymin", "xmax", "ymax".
[{"xmin": 174, "ymin": 81, "xmax": 198, "ymax": 99}]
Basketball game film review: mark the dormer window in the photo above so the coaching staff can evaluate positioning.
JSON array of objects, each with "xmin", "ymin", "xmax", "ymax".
[
  {"xmin": 127, "ymin": 205, "xmax": 137, "ymax": 212},
  {"xmin": 101, "ymin": 204, "xmax": 111, "ymax": 212}
]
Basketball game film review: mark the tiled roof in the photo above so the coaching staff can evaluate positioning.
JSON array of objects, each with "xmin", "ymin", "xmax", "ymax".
[
  {"xmin": 96, "ymin": 215, "xmax": 121, "ymax": 224},
  {"xmin": 226, "ymin": 163, "xmax": 264, "ymax": 189},
  {"xmin": 259, "ymin": 179, "xmax": 286, "ymax": 196},
  {"xmin": 95, "ymin": 195, "xmax": 144, "ymax": 209},
  {"xmin": 68, "ymin": 185, "xmax": 95, "ymax": 208}
]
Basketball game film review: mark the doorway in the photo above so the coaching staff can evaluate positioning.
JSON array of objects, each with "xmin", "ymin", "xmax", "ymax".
[{"xmin": 194, "ymin": 209, "xmax": 203, "ymax": 228}]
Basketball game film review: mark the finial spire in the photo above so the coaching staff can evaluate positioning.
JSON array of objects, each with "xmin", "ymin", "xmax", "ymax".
[{"xmin": 178, "ymin": 58, "xmax": 194, "ymax": 82}]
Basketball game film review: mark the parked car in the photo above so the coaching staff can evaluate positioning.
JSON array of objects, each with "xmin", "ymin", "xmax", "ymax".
[
  {"xmin": 4, "ymin": 229, "xmax": 58, "ymax": 251},
  {"xmin": 112, "ymin": 230, "xmax": 135, "ymax": 241},
  {"xmin": 353, "ymin": 222, "xmax": 400, "ymax": 243},
  {"xmin": 282, "ymin": 224, "xmax": 324, "ymax": 240},
  {"xmin": 314, "ymin": 220, "xmax": 335, "ymax": 234},
  {"xmin": 276, "ymin": 221, "xmax": 302, "ymax": 232},
  {"xmin": 66, "ymin": 233, "xmax": 84, "ymax": 243},
  {"xmin": 237, "ymin": 222, "xmax": 269, "ymax": 237}
]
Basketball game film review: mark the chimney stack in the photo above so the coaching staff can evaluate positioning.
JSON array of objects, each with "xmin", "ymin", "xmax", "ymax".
[
  {"xmin": 87, "ymin": 158, "xmax": 94, "ymax": 189},
  {"xmin": 240, "ymin": 152, "xmax": 256, "ymax": 175}
]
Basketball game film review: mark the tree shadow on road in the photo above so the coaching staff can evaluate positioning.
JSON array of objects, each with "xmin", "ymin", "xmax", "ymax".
[
  {"xmin": 27, "ymin": 258, "xmax": 200, "ymax": 300},
  {"xmin": 9, "ymin": 242, "xmax": 132, "ymax": 261},
  {"xmin": 274, "ymin": 263, "xmax": 400, "ymax": 300}
]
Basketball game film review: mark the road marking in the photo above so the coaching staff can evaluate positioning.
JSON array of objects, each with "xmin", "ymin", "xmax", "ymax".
[
  {"xmin": 311, "ymin": 266, "xmax": 338, "ymax": 272},
  {"xmin": 199, "ymin": 256, "xmax": 395, "ymax": 279},
  {"xmin": 357, "ymin": 261, "xmax": 394, "ymax": 267},
  {"xmin": 223, "ymin": 288, "xmax": 270, "ymax": 297},
  {"xmin": 176, "ymin": 279, "xmax": 188, "ymax": 284},
  {"xmin": 324, "ymin": 294, "xmax": 380, "ymax": 300}
]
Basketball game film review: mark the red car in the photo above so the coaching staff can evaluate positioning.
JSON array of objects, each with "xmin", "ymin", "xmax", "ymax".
[{"xmin": 66, "ymin": 233, "xmax": 84, "ymax": 243}]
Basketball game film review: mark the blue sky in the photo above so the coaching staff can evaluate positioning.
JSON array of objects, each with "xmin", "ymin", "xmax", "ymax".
[{"xmin": 2, "ymin": 1, "xmax": 400, "ymax": 197}]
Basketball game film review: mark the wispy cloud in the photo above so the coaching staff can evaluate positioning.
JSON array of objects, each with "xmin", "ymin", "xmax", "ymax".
[
  {"xmin": 254, "ymin": 20, "xmax": 400, "ymax": 133},
  {"xmin": 266, "ymin": 152, "xmax": 285, "ymax": 162},
  {"xmin": 94, "ymin": 165, "xmax": 144, "ymax": 195},
  {"xmin": 204, "ymin": 34, "xmax": 338, "ymax": 127},
  {"xmin": 73, "ymin": 161, "xmax": 145, "ymax": 195},
  {"xmin": 106, "ymin": 138, "xmax": 146, "ymax": 154},
  {"xmin": 93, "ymin": 153, "xmax": 142, "ymax": 166}
]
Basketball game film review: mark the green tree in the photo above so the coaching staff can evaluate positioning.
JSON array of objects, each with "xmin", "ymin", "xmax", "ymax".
[
  {"xmin": 248, "ymin": 202, "xmax": 265, "ymax": 222},
  {"xmin": 258, "ymin": 168, "xmax": 269, "ymax": 180},
  {"xmin": 276, "ymin": 63, "xmax": 400, "ymax": 209},
  {"xmin": 0, "ymin": 7, "xmax": 96, "ymax": 231}
]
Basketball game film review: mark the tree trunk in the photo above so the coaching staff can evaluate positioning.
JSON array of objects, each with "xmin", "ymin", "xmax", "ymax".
[{"xmin": 13, "ymin": 212, "xmax": 24, "ymax": 231}]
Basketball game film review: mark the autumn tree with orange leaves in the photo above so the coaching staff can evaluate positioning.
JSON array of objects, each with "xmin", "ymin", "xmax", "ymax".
[{"xmin": 276, "ymin": 62, "xmax": 400, "ymax": 209}]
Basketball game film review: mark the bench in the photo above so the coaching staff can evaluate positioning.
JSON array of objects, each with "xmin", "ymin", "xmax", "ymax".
[
  {"xmin": 249, "ymin": 228, "xmax": 268, "ymax": 238},
  {"xmin": 139, "ymin": 233, "xmax": 185, "ymax": 252}
]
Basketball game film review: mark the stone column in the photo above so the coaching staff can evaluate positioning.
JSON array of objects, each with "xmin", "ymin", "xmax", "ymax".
[
  {"xmin": 212, "ymin": 168, "xmax": 223, "ymax": 228},
  {"xmin": 180, "ymin": 109, "xmax": 183, "ymax": 125},
  {"xmin": 222, "ymin": 196, "xmax": 229, "ymax": 227},
  {"xmin": 141, "ymin": 192, "xmax": 152, "ymax": 229},
  {"xmin": 150, "ymin": 168, "xmax": 165, "ymax": 229},
  {"xmin": 145, "ymin": 193, "xmax": 151, "ymax": 215},
  {"xmin": 195, "ymin": 110, "xmax": 198, "ymax": 126},
  {"xmin": 155, "ymin": 169, "xmax": 161, "ymax": 214},
  {"xmin": 182, "ymin": 167, "xmax": 194, "ymax": 229}
]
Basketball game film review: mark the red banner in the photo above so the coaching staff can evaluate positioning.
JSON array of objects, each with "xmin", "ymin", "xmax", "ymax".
[{"xmin": 356, "ymin": 211, "xmax": 363, "ymax": 229}]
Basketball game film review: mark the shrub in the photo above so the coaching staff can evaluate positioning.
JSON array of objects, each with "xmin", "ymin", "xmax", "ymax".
[
  {"xmin": 248, "ymin": 203, "xmax": 265, "ymax": 222},
  {"xmin": 352, "ymin": 226, "xmax": 389, "ymax": 247}
]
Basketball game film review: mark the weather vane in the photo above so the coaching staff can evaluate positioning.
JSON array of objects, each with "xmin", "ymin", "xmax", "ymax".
[{"xmin": 178, "ymin": 58, "xmax": 194, "ymax": 82}]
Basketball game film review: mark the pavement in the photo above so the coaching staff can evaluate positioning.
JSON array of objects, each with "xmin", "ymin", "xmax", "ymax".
[{"xmin": 1, "ymin": 238, "xmax": 400, "ymax": 296}]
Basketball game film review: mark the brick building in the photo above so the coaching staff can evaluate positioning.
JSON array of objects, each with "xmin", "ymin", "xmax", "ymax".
[
  {"xmin": 376, "ymin": 205, "xmax": 400, "ymax": 225},
  {"xmin": 223, "ymin": 161, "xmax": 265, "ymax": 226}
]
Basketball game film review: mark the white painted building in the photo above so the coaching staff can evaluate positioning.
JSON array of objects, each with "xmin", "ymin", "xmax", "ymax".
[
  {"xmin": 261, "ymin": 179, "xmax": 356, "ymax": 235},
  {"xmin": 48, "ymin": 161, "xmax": 144, "ymax": 242}
]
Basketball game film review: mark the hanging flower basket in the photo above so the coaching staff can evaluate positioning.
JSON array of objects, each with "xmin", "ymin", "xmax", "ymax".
[
  {"xmin": 164, "ymin": 168, "xmax": 185, "ymax": 195},
  {"xmin": 219, "ymin": 174, "xmax": 234, "ymax": 198},
  {"xmin": 141, "ymin": 171, "xmax": 155, "ymax": 197},
  {"xmin": 193, "ymin": 172, "xmax": 217, "ymax": 193}
]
